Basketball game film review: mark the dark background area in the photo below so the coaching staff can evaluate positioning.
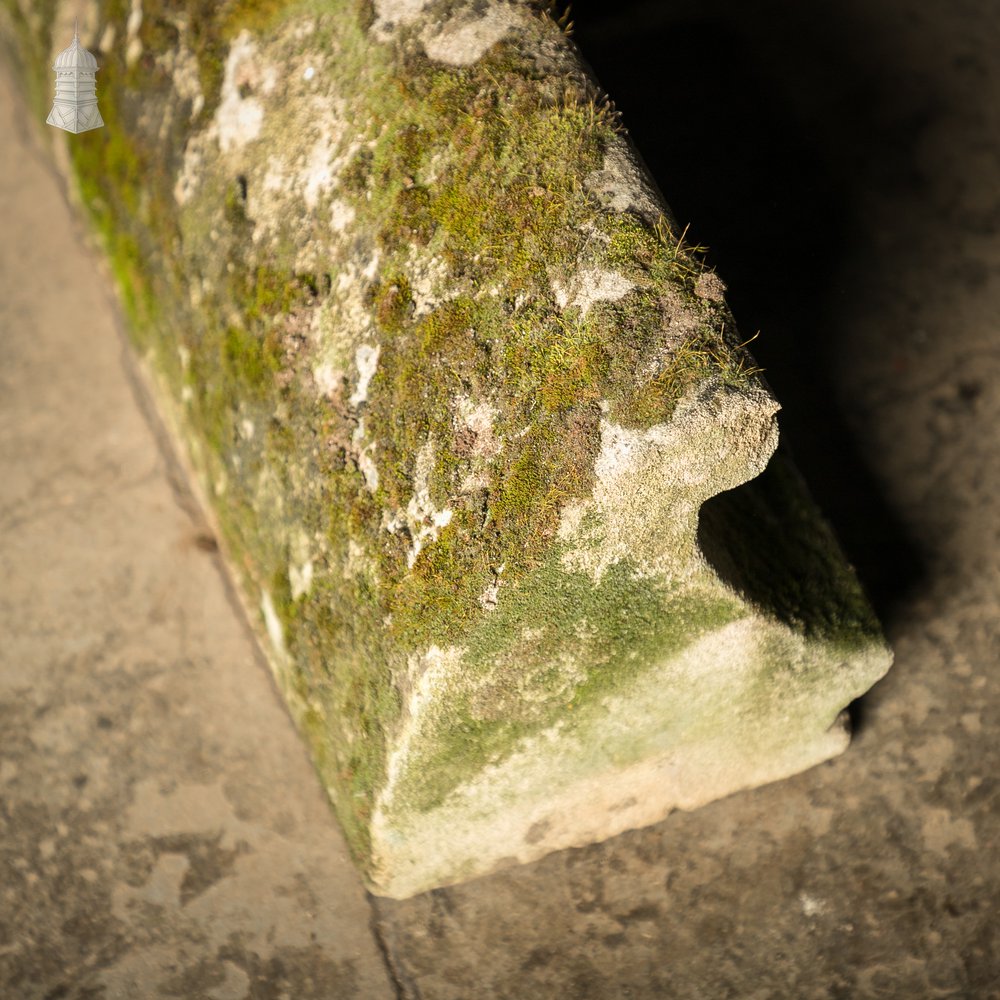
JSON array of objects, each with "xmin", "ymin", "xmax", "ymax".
[{"xmin": 571, "ymin": 0, "xmax": 925, "ymax": 621}]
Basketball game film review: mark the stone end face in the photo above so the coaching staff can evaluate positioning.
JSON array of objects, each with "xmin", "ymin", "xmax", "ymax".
[
  {"xmin": 364, "ymin": 379, "xmax": 889, "ymax": 898},
  {"xmin": 20, "ymin": 0, "xmax": 891, "ymax": 896}
]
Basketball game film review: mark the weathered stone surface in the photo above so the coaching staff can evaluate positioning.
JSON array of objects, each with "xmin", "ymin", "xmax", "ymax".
[
  {"xmin": 3, "ymin": 0, "xmax": 890, "ymax": 897},
  {"xmin": 0, "ymin": 52, "xmax": 395, "ymax": 996}
]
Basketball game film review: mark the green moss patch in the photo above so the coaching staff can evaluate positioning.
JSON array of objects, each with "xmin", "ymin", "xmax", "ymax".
[{"xmin": 392, "ymin": 552, "xmax": 745, "ymax": 814}]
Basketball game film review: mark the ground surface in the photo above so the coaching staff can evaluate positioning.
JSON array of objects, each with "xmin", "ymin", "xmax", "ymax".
[{"xmin": 3, "ymin": 0, "xmax": 999, "ymax": 996}]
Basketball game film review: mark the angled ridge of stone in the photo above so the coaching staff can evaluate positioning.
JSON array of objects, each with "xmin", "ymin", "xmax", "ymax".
[{"xmin": 11, "ymin": 0, "xmax": 892, "ymax": 897}]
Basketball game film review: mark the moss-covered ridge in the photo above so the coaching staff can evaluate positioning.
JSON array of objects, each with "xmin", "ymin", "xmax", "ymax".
[{"xmin": 2, "ymin": 0, "xmax": 890, "ymax": 893}]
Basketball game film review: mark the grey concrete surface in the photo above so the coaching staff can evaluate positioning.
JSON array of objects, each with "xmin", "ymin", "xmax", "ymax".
[
  {"xmin": 3, "ymin": 0, "xmax": 1000, "ymax": 996},
  {"xmin": 0, "ymin": 53, "xmax": 395, "ymax": 1000}
]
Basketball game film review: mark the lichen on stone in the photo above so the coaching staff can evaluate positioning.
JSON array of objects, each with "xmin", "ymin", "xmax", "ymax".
[{"xmin": 10, "ymin": 0, "xmax": 892, "ymax": 896}]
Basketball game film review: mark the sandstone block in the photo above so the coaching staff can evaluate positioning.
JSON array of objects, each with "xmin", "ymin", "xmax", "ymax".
[{"xmin": 4, "ymin": 0, "xmax": 891, "ymax": 897}]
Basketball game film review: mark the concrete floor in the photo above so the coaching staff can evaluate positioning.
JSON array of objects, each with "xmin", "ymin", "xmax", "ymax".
[{"xmin": 3, "ymin": 0, "xmax": 999, "ymax": 996}]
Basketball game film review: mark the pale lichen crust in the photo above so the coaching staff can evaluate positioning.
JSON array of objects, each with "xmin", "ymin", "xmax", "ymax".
[{"xmin": 14, "ymin": 0, "xmax": 891, "ymax": 895}]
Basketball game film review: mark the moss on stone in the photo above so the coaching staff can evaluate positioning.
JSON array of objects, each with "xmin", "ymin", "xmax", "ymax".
[
  {"xmin": 5, "ymin": 0, "xmax": 889, "ymax": 886},
  {"xmin": 387, "ymin": 511, "xmax": 494, "ymax": 650},
  {"xmin": 392, "ymin": 552, "xmax": 746, "ymax": 814},
  {"xmin": 370, "ymin": 273, "xmax": 414, "ymax": 334},
  {"xmin": 697, "ymin": 446, "xmax": 884, "ymax": 649}
]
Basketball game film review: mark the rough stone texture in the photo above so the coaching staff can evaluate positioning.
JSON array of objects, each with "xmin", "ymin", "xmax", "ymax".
[
  {"xmin": 2, "ymin": 0, "xmax": 889, "ymax": 898},
  {"xmin": 2, "ymin": 0, "xmax": 999, "ymax": 993},
  {"xmin": 0, "ymin": 54, "xmax": 395, "ymax": 1000}
]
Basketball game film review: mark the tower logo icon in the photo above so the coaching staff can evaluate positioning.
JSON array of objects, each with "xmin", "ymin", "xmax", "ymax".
[{"xmin": 47, "ymin": 20, "xmax": 104, "ymax": 134}]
